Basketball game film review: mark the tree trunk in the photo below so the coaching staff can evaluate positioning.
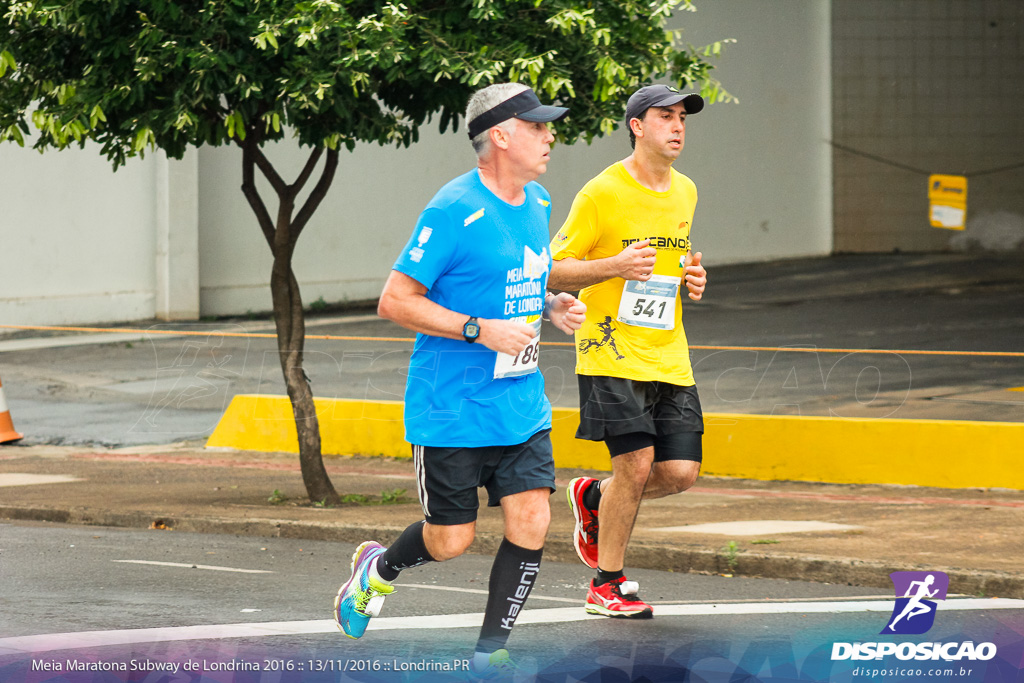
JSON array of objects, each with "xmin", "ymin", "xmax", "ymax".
[
  {"xmin": 270, "ymin": 247, "xmax": 338, "ymax": 504},
  {"xmin": 239, "ymin": 129, "xmax": 341, "ymax": 504}
]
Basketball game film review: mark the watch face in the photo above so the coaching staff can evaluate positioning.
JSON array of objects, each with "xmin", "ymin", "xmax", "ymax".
[{"xmin": 465, "ymin": 322, "xmax": 480, "ymax": 338}]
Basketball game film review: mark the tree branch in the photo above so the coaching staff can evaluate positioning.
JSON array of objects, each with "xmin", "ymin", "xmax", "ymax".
[
  {"xmin": 292, "ymin": 148, "xmax": 340, "ymax": 242},
  {"xmin": 251, "ymin": 143, "xmax": 290, "ymax": 198},
  {"xmin": 240, "ymin": 134, "xmax": 275, "ymax": 250},
  {"xmin": 291, "ymin": 147, "xmax": 324, "ymax": 197}
]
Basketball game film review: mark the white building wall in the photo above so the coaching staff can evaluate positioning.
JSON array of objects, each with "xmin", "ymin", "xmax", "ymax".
[
  {"xmin": 155, "ymin": 149, "xmax": 200, "ymax": 320},
  {"xmin": 196, "ymin": 128, "xmax": 477, "ymax": 316},
  {"xmin": 0, "ymin": 142, "xmax": 159, "ymax": 326},
  {"xmin": 663, "ymin": 0, "xmax": 833, "ymax": 264},
  {"xmin": 0, "ymin": 2, "xmax": 833, "ymax": 325}
]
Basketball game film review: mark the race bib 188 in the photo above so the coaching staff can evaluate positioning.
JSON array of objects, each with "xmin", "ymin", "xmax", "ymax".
[{"xmin": 493, "ymin": 317, "xmax": 542, "ymax": 379}]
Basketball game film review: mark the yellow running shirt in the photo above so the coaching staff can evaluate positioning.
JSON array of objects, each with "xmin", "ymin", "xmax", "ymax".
[{"xmin": 551, "ymin": 162, "xmax": 697, "ymax": 386}]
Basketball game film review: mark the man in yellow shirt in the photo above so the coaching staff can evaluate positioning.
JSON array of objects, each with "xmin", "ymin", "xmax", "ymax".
[{"xmin": 549, "ymin": 84, "xmax": 708, "ymax": 618}]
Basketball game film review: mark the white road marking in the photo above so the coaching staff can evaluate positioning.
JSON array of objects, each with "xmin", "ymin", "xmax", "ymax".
[
  {"xmin": 106, "ymin": 377, "xmax": 229, "ymax": 396},
  {"xmin": 651, "ymin": 599, "xmax": 1024, "ymax": 615},
  {"xmin": 1, "ymin": 598, "xmax": 1020, "ymax": 656},
  {"xmin": 400, "ymin": 583, "xmax": 580, "ymax": 603},
  {"xmin": 647, "ymin": 594, "xmax": 897, "ymax": 605},
  {"xmin": 113, "ymin": 560, "xmax": 272, "ymax": 574},
  {"xmin": 399, "ymin": 584, "xmax": 903, "ymax": 606},
  {"xmin": 0, "ymin": 474, "xmax": 83, "ymax": 487},
  {"xmin": 0, "ymin": 316, "xmax": 378, "ymax": 353},
  {"xmin": 0, "ymin": 333, "xmax": 150, "ymax": 353}
]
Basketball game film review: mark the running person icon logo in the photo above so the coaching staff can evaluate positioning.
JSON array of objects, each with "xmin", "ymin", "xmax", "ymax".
[
  {"xmin": 882, "ymin": 571, "xmax": 949, "ymax": 635},
  {"xmin": 578, "ymin": 316, "xmax": 625, "ymax": 360}
]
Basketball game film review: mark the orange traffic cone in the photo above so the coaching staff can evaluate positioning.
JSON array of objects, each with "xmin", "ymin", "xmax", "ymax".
[{"xmin": 0, "ymin": 375, "xmax": 23, "ymax": 443}]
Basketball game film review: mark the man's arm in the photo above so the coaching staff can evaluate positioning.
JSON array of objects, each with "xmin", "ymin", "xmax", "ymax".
[
  {"xmin": 378, "ymin": 270, "xmax": 535, "ymax": 356},
  {"xmin": 548, "ymin": 239, "xmax": 658, "ymax": 291},
  {"xmin": 544, "ymin": 291, "xmax": 587, "ymax": 334}
]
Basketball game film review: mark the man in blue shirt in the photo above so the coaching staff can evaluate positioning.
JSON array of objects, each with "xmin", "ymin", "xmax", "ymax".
[{"xmin": 334, "ymin": 83, "xmax": 586, "ymax": 678}]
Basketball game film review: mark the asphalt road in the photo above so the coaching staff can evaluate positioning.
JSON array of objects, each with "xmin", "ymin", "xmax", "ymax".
[
  {"xmin": 2, "ymin": 253, "xmax": 1023, "ymax": 682},
  {"xmin": 2, "ymin": 522, "xmax": 1023, "ymax": 682},
  {"xmin": 2, "ymin": 254, "xmax": 1023, "ymax": 447}
]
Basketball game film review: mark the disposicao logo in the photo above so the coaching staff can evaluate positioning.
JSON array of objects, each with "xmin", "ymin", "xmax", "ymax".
[
  {"xmin": 882, "ymin": 571, "xmax": 948, "ymax": 635},
  {"xmin": 831, "ymin": 571, "xmax": 997, "ymax": 663}
]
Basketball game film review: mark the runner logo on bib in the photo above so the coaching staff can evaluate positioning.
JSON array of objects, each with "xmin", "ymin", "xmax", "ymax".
[
  {"xmin": 617, "ymin": 274, "xmax": 680, "ymax": 330},
  {"xmin": 494, "ymin": 317, "xmax": 542, "ymax": 379}
]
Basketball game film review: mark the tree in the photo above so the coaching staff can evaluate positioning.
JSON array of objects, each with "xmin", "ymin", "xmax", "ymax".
[{"xmin": 0, "ymin": 0, "xmax": 730, "ymax": 503}]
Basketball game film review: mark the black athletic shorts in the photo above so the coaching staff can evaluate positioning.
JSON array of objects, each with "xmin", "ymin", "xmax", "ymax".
[
  {"xmin": 411, "ymin": 428, "xmax": 555, "ymax": 526},
  {"xmin": 577, "ymin": 375, "xmax": 704, "ymax": 461}
]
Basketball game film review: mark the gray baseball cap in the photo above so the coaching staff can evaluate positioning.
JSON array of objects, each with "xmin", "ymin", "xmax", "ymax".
[{"xmin": 625, "ymin": 84, "xmax": 704, "ymax": 124}]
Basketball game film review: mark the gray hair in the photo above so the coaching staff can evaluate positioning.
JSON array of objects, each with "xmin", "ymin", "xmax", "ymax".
[{"xmin": 466, "ymin": 82, "xmax": 531, "ymax": 156}]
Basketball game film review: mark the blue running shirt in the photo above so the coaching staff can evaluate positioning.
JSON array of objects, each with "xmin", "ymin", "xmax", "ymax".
[{"xmin": 393, "ymin": 169, "xmax": 553, "ymax": 447}]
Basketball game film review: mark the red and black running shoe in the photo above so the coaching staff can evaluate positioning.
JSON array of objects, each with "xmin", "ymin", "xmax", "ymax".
[{"xmin": 566, "ymin": 476, "xmax": 600, "ymax": 569}]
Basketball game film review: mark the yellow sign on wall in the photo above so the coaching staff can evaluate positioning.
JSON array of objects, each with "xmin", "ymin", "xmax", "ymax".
[{"xmin": 928, "ymin": 174, "xmax": 967, "ymax": 230}]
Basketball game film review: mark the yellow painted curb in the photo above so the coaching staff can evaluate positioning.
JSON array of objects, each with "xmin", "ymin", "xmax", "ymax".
[{"xmin": 206, "ymin": 395, "xmax": 1024, "ymax": 490}]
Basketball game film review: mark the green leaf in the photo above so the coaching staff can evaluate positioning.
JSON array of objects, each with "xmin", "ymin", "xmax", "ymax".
[
  {"xmin": 4, "ymin": 125, "xmax": 25, "ymax": 146},
  {"xmin": 90, "ymin": 105, "xmax": 107, "ymax": 128},
  {"xmin": 0, "ymin": 50, "xmax": 15, "ymax": 77},
  {"xmin": 132, "ymin": 127, "xmax": 153, "ymax": 153}
]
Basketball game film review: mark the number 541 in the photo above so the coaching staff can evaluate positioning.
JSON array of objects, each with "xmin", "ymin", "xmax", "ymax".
[{"xmin": 632, "ymin": 299, "xmax": 666, "ymax": 318}]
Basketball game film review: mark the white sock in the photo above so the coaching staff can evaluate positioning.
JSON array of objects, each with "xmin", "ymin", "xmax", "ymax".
[
  {"xmin": 472, "ymin": 651, "xmax": 493, "ymax": 671},
  {"xmin": 368, "ymin": 557, "xmax": 392, "ymax": 586}
]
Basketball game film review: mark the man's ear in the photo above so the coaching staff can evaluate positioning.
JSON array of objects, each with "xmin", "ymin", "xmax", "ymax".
[
  {"xmin": 489, "ymin": 125, "xmax": 511, "ymax": 151},
  {"xmin": 629, "ymin": 117, "xmax": 644, "ymax": 138}
]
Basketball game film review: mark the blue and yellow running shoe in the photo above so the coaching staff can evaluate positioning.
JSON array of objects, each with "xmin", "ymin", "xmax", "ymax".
[{"xmin": 333, "ymin": 541, "xmax": 394, "ymax": 639}]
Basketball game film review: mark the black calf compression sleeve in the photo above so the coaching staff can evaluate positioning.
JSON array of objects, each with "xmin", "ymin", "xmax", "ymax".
[{"xmin": 475, "ymin": 538, "xmax": 543, "ymax": 653}]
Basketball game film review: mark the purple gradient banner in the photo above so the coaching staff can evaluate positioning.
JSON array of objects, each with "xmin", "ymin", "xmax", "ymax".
[{"xmin": 3, "ymin": 618, "xmax": 1022, "ymax": 683}]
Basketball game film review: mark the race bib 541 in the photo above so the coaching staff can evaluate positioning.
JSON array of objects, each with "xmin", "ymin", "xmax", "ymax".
[{"xmin": 616, "ymin": 275, "xmax": 680, "ymax": 330}]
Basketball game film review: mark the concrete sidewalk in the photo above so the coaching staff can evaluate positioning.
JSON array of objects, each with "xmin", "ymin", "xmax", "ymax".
[{"xmin": 1, "ymin": 442, "xmax": 1021, "ymax": 599}]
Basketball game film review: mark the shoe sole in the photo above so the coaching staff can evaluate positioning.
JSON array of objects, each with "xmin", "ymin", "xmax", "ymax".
[
  {"xmin": 334, "ymin": 541, "xmax": 381, "ymax": 639},
  {"xmin": 566, "ymin": 478, "xmax": 599, "ymax": 569},
  {"xmin": 585, "ymin": 602, "xmax": 654, "ymax": 619}
]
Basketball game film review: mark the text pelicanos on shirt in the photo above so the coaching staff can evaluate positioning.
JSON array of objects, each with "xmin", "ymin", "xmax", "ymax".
[{"xmin": 621, "ymin": 236, "xmax": 691, "ymax": 251}]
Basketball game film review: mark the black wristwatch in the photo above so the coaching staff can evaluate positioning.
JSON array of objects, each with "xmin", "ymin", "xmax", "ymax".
[{"xmin": 462, "ymin": 316, "xmax": 481, "ymax": 344}]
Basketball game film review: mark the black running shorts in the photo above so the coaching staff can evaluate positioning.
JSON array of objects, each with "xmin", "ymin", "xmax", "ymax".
[
  {"xmin": 411, "ymin": 428, "xmax": 555, "ymax": 526},
  {"xmin": 576, "ymin": 375, "xmax": 704, "ymax": 461}
]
